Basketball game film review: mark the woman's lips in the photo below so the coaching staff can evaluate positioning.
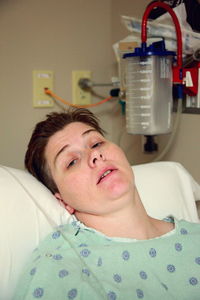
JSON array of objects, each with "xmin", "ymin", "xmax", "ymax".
[{"xmin": 97, "ymin": 168, "xmax": 117, "ymax": 184}]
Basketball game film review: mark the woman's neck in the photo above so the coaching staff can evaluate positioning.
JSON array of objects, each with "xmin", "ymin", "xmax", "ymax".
[{"xmin": 75, "ymin": 189, "xmax": 173, "ymax": 240}]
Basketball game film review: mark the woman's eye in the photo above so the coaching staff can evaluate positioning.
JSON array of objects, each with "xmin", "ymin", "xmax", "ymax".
[
  {"xmin": 67, "ymin": 159, "xmax": 77, "ymax": 168},
  {"xmin": 92, "ymin": 142, "xmax": 103, "ymax": 148}
]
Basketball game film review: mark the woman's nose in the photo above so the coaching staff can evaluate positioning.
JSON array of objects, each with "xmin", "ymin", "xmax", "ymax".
[{"xmin": 89, "ymin": 150, "xmax": 105, "ymax": 167}]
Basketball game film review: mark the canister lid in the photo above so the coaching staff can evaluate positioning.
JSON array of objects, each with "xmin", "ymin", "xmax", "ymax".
[{"xmin": 123, "ymin": 40, "xmax": 175, "ymax": 58}]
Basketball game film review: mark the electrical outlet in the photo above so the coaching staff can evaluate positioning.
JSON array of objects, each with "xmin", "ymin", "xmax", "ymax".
[
  {"xmin": 33, "ymin": 70, "xmax": 54, "ymax": 107},
  {"xmin": 72, "ymin": 70, "xmax": 91, "ymax": 105}
]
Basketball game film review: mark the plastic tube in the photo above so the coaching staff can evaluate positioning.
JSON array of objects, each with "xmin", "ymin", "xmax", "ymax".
[
  {"xmin": 141, "ymin": 1, "xmax": 182, "ymax": 69},
  {"xmin": 44, "ymin": 88, "xmax": 113, "ymax": 108}
]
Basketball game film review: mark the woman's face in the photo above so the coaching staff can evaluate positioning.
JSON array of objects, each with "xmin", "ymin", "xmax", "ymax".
[{"xmin": 45, "ymin": 122, "xmax": 135, "ymax": 216}]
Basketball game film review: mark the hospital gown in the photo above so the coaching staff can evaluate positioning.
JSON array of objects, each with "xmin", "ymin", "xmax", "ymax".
[{"xmin": 13, "ymin": 217, "xmax": 200, "ymax": 300}]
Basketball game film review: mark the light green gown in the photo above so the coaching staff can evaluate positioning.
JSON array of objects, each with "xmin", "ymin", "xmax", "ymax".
[{"xmin": 13, "ymin": 217, "xmax": 200, "ymax": 300}]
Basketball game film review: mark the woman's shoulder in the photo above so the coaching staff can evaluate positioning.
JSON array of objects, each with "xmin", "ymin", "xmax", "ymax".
[
  {"xmin": 161, "ymin": 216, "xmax": 200, "ymax": 237},
  {"xmin": 176, "ymin": 218, "xmax": 200, "ymax": 234}
]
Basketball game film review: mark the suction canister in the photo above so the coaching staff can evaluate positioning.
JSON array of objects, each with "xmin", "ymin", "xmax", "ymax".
[{"xmin": 123, "ymin": 40, "xmax": 175, "ymax": 135}]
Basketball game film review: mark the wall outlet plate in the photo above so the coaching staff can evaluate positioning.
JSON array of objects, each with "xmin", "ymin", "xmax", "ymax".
[
  {"xmin": 33, "ymin": 70, "xmax": 54, "ymax": 107},
  {"xmin": 72, "ymin": 70, "xmax": 91, "ymax": 105}
]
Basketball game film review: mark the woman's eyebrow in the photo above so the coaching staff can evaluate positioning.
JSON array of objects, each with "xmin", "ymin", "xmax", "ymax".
[
  {"xmin": 53, "ymin": 128, "xmax": 98, "ymax": 166},
  {"xmin": 82, "ymin": 128, "xmax": 97, "ymax": 136}
]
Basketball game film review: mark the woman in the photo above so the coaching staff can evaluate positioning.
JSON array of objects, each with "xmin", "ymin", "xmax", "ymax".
[{"xmin": 14, "ymin": 108, "xmax": 200, "ymax": 299}]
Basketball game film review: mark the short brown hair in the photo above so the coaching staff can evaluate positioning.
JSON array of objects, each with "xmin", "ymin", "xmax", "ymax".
[{"xmin": 25, "ymin": 108, "xmax": 105, "ymax": 193}]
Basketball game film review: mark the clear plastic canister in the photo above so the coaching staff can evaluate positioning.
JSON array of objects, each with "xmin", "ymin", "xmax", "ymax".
[{"xmin": 125, "ymin": 55, "xmax": 174, "ymax": 135}]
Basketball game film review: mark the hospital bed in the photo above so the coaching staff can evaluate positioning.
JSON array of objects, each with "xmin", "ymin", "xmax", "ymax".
[{"xmin": 0, "ymin": 161, "xmax": 200, "ymax": 300}]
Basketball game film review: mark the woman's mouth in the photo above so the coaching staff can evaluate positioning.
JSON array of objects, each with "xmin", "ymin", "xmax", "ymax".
[{"xmin": 97, "ymin": 169, "xmax": 116, "ymax": 184}]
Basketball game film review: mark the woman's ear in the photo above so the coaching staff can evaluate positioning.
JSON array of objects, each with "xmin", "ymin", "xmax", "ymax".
[{"xmin": 54, "ymin": 192, "xmax": 75, "ymax": 215}]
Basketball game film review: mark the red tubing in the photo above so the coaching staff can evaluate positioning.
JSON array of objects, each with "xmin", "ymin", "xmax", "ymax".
[{"xmin": 141, "ymin": 1, "xmax": 182, "ymax": 68}]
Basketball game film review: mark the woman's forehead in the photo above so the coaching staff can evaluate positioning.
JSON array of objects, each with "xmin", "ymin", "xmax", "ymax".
[
  {"xmin": 45, "ymin": 122, "xmax": 102, "ymax": 164},
  {"xmin": 50, "ymin": 122, "xmax": 99, "ymax": 142}
]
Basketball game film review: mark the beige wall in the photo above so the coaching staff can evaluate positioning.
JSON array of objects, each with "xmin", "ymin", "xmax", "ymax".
[
  {"xmin": 163, "ymin": 114, "xmax": 200, "ymax": 183},
  {"xmin": 0, "ymin": 0, "xmax": 113, "ymax": 168},
  {"xmin": 0, "ymin": 0, "xmax": 199, "ymax": 183}
]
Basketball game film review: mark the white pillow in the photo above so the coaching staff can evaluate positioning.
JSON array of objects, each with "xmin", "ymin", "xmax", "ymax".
[
  {"xmin": 133, "ymin": 161, "xmax": 200, "ymax": 222},
  {"xmin": 0, "ymin": 162, "xmax": 199, "ymax": 300},
  {"xmin": 0, "ymin": 165, "xmax": 70, "ymax": 300}
]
